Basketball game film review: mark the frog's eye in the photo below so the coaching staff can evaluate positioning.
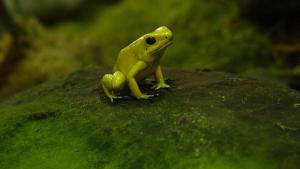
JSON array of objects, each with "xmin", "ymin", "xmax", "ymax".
[{"xmin": 146, "ymin": 37, "xmax": 156, "ymax": 45}]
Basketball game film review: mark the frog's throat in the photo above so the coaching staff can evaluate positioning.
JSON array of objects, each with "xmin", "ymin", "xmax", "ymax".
[{"xmin": 150, "ymin": 41, "xmax": 173, "ymax": 55}]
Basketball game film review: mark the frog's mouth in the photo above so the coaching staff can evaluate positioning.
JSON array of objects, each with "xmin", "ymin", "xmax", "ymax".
[{"xmin": 150, "ymin": 41, "xmax": 173, "ymax": 55}]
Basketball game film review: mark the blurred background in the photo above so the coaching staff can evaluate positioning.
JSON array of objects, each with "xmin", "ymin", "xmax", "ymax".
[{"xmin": 0, "ymin": 0, "xmax": 299, "ymax": 100}]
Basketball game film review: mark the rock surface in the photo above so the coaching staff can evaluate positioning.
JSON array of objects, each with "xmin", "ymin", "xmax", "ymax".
[{"xmin": 0, "ymin": 66, "xmax": 300, "ymax": 169}]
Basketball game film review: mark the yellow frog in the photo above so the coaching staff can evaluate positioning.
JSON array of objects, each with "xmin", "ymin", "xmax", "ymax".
[{"xmin": 101, "ymin": 26, "xmax": 173, "ymax": 102}]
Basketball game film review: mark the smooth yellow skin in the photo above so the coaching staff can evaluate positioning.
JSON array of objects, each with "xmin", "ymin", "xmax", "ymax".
[{"xmin": 101, "ymin": 26, "xmax": 173, "ymax": 102}]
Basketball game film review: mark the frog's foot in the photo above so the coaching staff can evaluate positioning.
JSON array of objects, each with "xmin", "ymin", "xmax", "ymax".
[
  {"xmin": 101, "ymin": 71, "xmax": 126, "ymax": 102},
  {"xmin": 137, "ymin": 94, "xmax": 154, "ymax": 100},
  {"xmin": 109, "ymin": 95, "xmax": 124, "ymax": 102},
  {"xmin": 151, "ymin": 83, "xmax": 170, "ymax": 90},
  {"xmin": 101, "ymin": 83, "xmax": 119, "ymax": 102}
]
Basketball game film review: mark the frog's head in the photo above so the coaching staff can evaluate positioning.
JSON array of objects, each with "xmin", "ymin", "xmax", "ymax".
[{"xmin": 142, "ymin": 26, "xmax": 173, "ymax": 56}]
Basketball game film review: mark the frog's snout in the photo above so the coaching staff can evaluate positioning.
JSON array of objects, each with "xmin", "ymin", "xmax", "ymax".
[
  {"xmin": 164, "ymin": 32, "xmax": 173, "ymax": 44},
  {"xmin": 161, "ymin": 26, "xmax": 173, "ymax": 41},
  {"xmin": 165, "ymin": 33, "xmax": 173, "ymax": 41},
  {"xmin": 156, "ymin": 26, "xmax": 173, "ymax": 38}
]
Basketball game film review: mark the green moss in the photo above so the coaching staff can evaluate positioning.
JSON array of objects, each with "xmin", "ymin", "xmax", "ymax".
[
  {"xmin": 1, "ymin": 119, "xmax": 98, "ymax": 169},
  {"xmin": 0, "ymin": 66, "xmax": 299, "ymax": 168}
]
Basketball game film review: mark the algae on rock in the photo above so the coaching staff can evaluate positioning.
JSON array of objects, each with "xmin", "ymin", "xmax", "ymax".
[{"xmin": 0, "ymin": 66, "xmax": 299, "ymax": 169}]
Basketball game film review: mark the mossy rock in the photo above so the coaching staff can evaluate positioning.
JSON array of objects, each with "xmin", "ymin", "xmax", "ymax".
[{"xmin": 0, "ymin": 66, "xmax": 300, "ymax": 169}]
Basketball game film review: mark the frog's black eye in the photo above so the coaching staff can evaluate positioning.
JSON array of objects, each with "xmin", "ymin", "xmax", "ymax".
[{"xmin": 146, "ymin": 37, "xmax": 156, "ymax": 45}]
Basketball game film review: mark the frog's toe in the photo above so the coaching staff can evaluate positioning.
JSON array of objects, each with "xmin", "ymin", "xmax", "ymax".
[
  {"xmin": 152, "ymin": 83, "xmax": 170, "ymax": 90},
  {"xmin": 108, "ymin": 95, "xmax": 120, "ymax": 102},
  {"xmin": 137, "ymin": 94, "xmax": 154, "ymax": 100},
  {"xmin": 109, "ymin": 96, "xmax": 114, "ymax": 103}
]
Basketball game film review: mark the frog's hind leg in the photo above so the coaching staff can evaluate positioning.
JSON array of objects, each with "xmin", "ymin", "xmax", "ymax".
[{"xmin": 101, "ymin": 71, "xmax": 126, "ymax": 102}]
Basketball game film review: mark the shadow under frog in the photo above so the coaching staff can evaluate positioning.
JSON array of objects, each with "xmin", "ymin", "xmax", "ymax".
[{"xmin": 101, "ymin": 26, "xmax": 173, "ymax": 102}]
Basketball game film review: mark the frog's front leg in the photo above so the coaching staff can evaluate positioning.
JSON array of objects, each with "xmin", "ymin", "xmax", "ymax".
[
  {"xmin": 101, "ymin": 71, "xmax": 126, "ymax": 102},
  {"xmin": 127, "ymin": 61, "xmax": 154, "ymax": 99},
  {"xmin": 152, "ymin": 65, "xmax": 170, "ymax": 90}
]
